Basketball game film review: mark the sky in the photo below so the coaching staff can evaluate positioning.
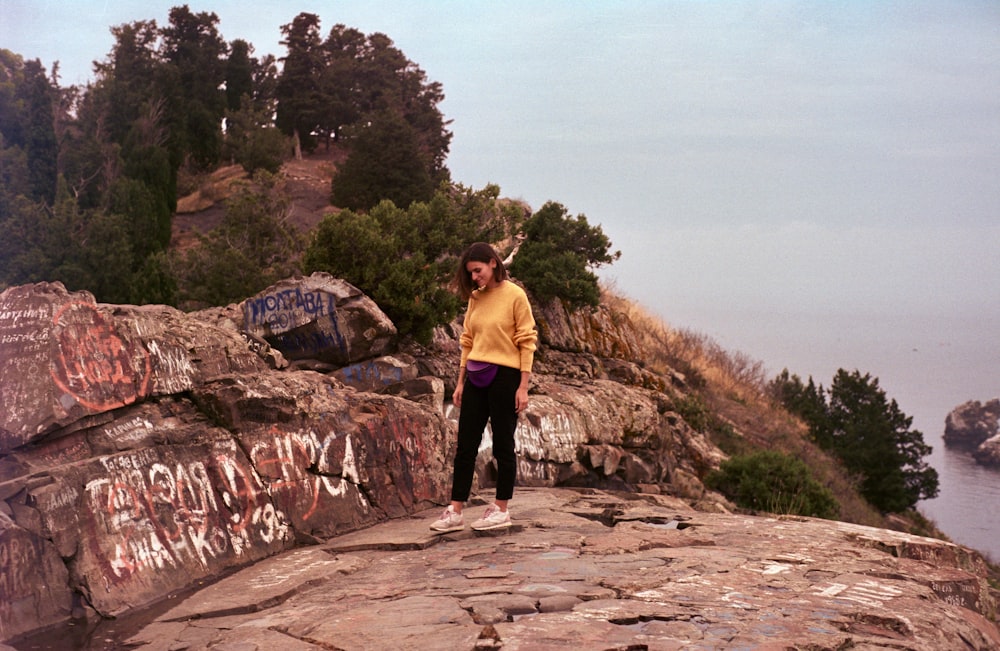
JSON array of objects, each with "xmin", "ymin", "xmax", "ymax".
[
  {"xmin": 4, "ymin": 1, "xmax": 996, "ymax": 322},
  {"xmin": 3, "ymin": 1, "xmax": 1000, "ymax": 549}
]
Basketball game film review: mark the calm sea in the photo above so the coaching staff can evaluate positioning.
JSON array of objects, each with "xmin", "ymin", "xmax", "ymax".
[{"xmin": 659, "ymin": 306, "xmax": 1000, "ymax": 560}]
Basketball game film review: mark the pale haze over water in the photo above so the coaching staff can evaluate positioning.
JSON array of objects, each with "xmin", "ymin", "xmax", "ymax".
[{"xmin": 3, "ymin": 1, "xmax": 998, "ymax": 556}]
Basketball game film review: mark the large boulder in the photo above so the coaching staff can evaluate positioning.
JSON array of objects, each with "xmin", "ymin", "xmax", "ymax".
[
  {"xmin": 532, "ymin": 295, "xmax": 641, "ymax": 360},
  {"xmin": 974, "ymin": 435, "xmax": 1000, "ymax": 466},
  {"xmin": 944, "ymin": 399, "xmax": 1000, "ymax": 467},
  {"xmin": 0, "ymin": 281, "xmax": 452, "ymax": 637},
  {"xmin": 237, "ymin": 272, "xmax": 397, "ymax": 365},
  {"xmin": 0, "ymin": 283, "xmax": 266, "ymax": 450},
  {"xmin": 507, "ymin": 375, "xmax": 722, "ymax": 497}
]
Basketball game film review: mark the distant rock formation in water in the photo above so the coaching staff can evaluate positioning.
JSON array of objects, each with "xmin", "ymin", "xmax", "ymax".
[{"xmin": 944, "ymin": 399, "xmax": 1000, "ymax": 467}]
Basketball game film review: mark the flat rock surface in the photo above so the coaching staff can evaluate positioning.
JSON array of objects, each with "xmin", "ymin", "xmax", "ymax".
[{"xmin": 116, "ymin": 487, "xmax": 998, "ymax": 650}]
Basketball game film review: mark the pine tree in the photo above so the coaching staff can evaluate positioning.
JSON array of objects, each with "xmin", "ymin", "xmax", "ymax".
[
  {"xmin": 225, "ymin": 39, "xmax": 254, "ymax": 112},
  {"xmin": 826, "ymin": 370, "xmax": 938, "ymax": 512},
  {"xmin": 330, "ymin": 110, "xmax": 434, "ymax": 211},
  {"xmin": 773, "ymin": 368, "xmax": 939, "ymax": 513},
  {"xmin": 276, "ymin": 13, "xmax": 324, "ymax": 157},
  {"xmin": 160, "ymin": 5, "xmax": 227, "ymax": 170}
]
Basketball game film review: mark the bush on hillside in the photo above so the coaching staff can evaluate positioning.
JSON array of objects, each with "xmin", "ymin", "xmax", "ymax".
[
  {"xmin": 305, "ymin": 191, "xmax": 480, "ymax": 343},
  {"xmin": 172, "ymin": 172, "xmax": 302, "ymax": 308},
  {"xmin": 509, "ymin": 201, "xmax": 620, "ymax": 309},
  {"xmin": 705, "ymin": 449, "xmax": 839, "ymax": 519}
]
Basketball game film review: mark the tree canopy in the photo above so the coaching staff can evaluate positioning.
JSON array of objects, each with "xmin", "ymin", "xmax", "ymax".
[
  {"xmin": 509, "ymin": 201, "xmax": 621, "ymax": 309},
  {"xmin": 303, "ymin": 185, "xmax": 508, "ymax": 343},
  {"xmin": 330, "ymin": 110, "xmax": 435, "ymax": 211},
  {"xmin": 770, "ymin": 368, "xmax": 939, "ymax": 513},
  {"xmin": 1, "ymin": 7, "xmax": 617, "ymax": 343},
  {"xmin": 0, "ymin": 51, "xmax": 58, "ymax": 205},
  {"xmin": 0, "ymin": 8, "xmax": 452, "ymax": 307}
]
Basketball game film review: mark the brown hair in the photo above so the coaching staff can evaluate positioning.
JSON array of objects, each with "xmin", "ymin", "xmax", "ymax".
[{"xmin": 454, "ymin": 242, "xmax": 508, "ymax": 300}]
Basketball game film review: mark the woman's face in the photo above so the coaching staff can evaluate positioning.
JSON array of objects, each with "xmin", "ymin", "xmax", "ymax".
[{"xmin": 467, "ymin": 259, "xmax": 497, "ymax": 290}]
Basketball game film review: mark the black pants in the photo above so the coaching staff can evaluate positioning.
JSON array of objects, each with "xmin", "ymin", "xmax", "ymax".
[{"xmin": 450, "ymin": 364, "xmax": 520, "ymax": 502}]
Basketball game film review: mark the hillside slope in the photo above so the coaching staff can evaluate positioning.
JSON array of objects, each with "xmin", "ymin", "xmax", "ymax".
[
  {"xmin": 171, "ymin": 150, "xmax": 343, "ymax": 251},
  {"xmin": 169, "ymin": 152, "xmax": 954, "ymax": 546}
]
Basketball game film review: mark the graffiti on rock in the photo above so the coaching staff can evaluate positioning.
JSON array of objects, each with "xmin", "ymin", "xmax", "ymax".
[
  {"xmin": 49, "ymin": 301, "xmax": 151, "ymax": 412},
  {"xmin": 340, "ymin": 360, "xmax": 404, "ymax": 387},
  {"xmin": 83, "ymin": 450, "xmax": 251, "ymax": 581},
  {"xmin": 249, "ymin": 425, "xmax": 364, "ymax": 521},
  {"xmin": 80, "ymin": 422, "xmax": 366, "ymax": 585},
  {"xmin": 244, "ymin": 289, "xmax": 336, "ymax": 331},
  {"xmin": 100, "ymin": 415, "xmax": 155, "ymax": 447},
  {"xmin": 243, "ymin": 289, "xmax": 350, "ymax": 359},
  {"xmin": 368, "ymin": 415, "xmax": 433, "ymax": 499},
  {"xmin": 145, "ymin": 340, "xmax": 195, "ymax": 395},
  {"xmin": 0, "ymin": 525, "xmax": 69, "ymax": 641},
  {"xmin": 0, "ymin": 537, "xmax": 31, "ymax": 612},
  {"xmin": 516, "ymin": 410, "xmax": 580, "ymax": 464},
  {"xmin": 811, "ymin": 579, "xmax": 903, "ymax": 608},
  {"xmin": 271, "ymin": 327, "xmax": 347, "ymax": 359},
  {"xmin": 930, "ymin": 579, "xmax": 986, "ymax": 613}
]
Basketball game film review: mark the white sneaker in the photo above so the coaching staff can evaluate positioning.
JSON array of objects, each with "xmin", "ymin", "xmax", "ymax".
[
  {"xmin": 430, "ymin": 505, "xmax": 464, "ymax": 532},
  {"xmin": 471, "ymin": 504, "xmax": 512, "ymax": 530}
]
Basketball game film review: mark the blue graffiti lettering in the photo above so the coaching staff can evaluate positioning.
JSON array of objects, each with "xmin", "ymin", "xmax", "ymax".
[
  {"xmin": 244, "ymin": 289, "xmax": 338, "ymax": 328},
  {"xmin": 341, "ymin": 361, "xmax": 404, "ymax": 386}
]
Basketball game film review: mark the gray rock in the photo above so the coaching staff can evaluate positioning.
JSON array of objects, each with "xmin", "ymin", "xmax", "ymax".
[
  {"xmin": 0, "ymin": 281, "xmax": 452, "ymax": 634},
  {"xmin": 944, "ymin": 398, "xmax": 1000, "ymax": 467},
  {"xmin": 111, "ymin": 489, "xmax": 1000, "ymax": 650},
  {"xmin": 974, "ymin": 434, "xmax": 1000, "ymax": 466},
  {"xmin": 945, "ymin": 398, "xmax": 1000, "ymax": 447},
  {"xmin": 238, "ymin": 272, "xmax": 397, "ymax": 365},
  {"xmin": 331, "ymin": 354, "xmax": 419, "ymax": 393}
]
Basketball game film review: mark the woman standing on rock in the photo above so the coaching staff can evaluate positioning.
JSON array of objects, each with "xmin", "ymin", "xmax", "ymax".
[{"xmin": 431, "ymin": 242, "xmax": 537, "ymax": 532}]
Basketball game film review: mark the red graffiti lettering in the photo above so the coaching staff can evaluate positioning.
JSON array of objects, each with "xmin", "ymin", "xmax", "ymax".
[{"xmin": 49, "ymin": 301, "xmax": 151, "ymax": 411}]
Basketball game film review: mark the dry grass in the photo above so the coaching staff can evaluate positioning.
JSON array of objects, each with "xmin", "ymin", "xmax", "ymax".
[
  {"xmin": 600, "ymin": 284, "xmax": 890, "ymax": 529},
  {"xmin": 600, "ymin": 285, "xmax": 768, "ymax": 401}
]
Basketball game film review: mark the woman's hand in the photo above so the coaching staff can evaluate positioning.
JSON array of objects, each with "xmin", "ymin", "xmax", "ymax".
[
  {"xmin": 453, "ymin": 382, "xmax": 464, "ymax": 408},
  {"xmin": 515, "ymin": 385, "xmax": 529, "ymax": 413},
  {"xmin": 515, "ymin": 371, "xmax": 531, "ymax": 413}
]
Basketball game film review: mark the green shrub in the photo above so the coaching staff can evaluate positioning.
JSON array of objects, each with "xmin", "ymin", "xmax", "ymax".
[
  {"xmin": 509, "ymin": 201, "xmax": 619, "ymax": 309},
  {"xmin": 304, "ymin": 197, "xmax": 461, "ymax": 343},
  {"xmin": 705, "ymin": 449, "xmax": 839, "ymax": 519},
  {"xmin": 173, "ymin": 172, "xmax": 302, "ymax": 308}
]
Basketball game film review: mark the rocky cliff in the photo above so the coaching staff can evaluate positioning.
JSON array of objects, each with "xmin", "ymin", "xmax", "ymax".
[
  {"xmin": 115, "ymin": 488, "xmax": 1000, "ymax": 650},
  {"xmin": 945, "ymin": 399, "xmax": 1000, "ymax": 467},
  {"xmin": 0, "ymin": 274, "xmax": 729, "ymax": 643}
]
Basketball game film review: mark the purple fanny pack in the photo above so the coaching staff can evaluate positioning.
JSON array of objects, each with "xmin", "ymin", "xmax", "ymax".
[{"xmin": 466, "ymin": 360, "xmax": 499, "ymax": 388}]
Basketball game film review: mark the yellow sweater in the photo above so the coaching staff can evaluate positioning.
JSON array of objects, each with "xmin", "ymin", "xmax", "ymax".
[{"xmin": 460, "ymin": 280, "xmax": 537, "ymax": 373}]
